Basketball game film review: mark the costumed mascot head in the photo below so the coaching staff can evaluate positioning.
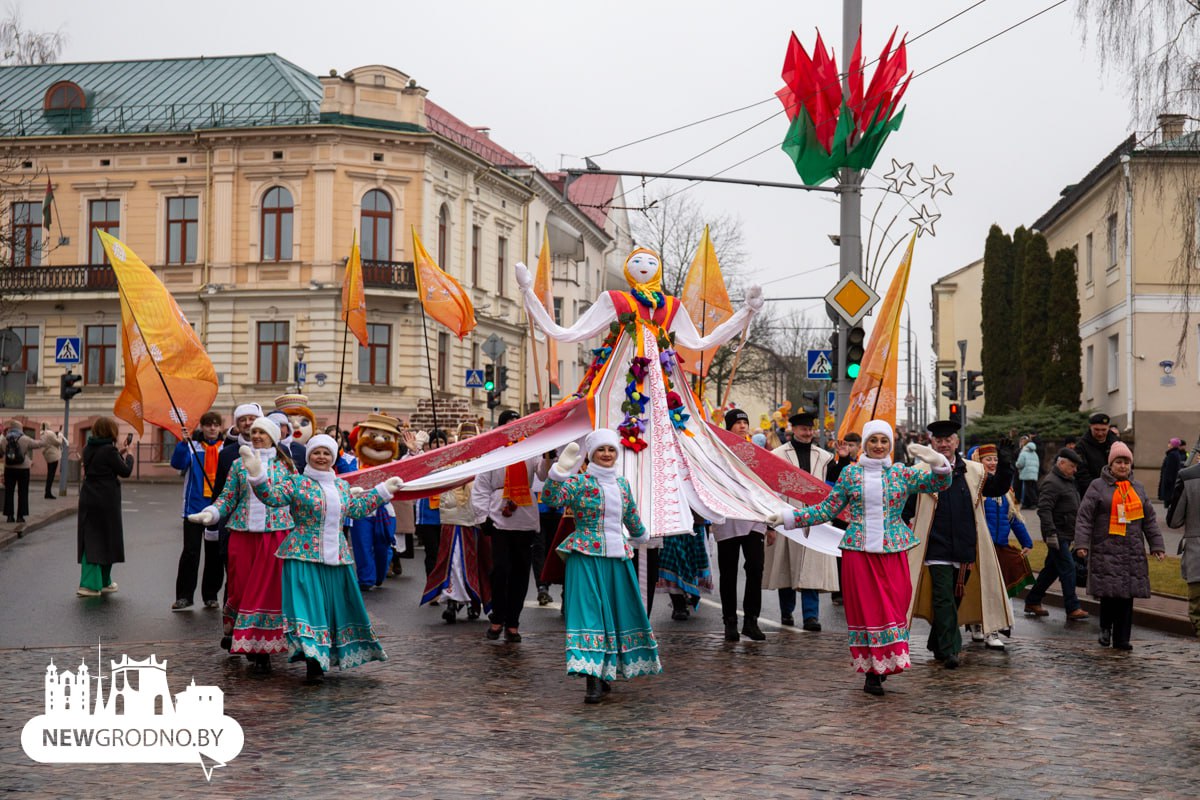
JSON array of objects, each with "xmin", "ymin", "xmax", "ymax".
[
  {"xmin": 274, "ymin": 393, "xmax": 317, "ymax": 448},
  {"xmin": 353, "ymin": 412, "xmax": 402, "ymax": 468}
]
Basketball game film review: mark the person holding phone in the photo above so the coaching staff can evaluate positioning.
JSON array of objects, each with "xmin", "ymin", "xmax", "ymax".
[
  {"xmin": 76, "ymin": 418, "xmax": 134, "ymax": 596},
  {"xmin": 39, "ymin": 424, "xmax": 67, "ymax": 500}
]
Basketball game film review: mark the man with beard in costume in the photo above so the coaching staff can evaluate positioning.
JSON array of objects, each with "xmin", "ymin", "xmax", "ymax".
[{"xmin": 348, "ymin": 412, "xmax": 403, "ymax": 590}]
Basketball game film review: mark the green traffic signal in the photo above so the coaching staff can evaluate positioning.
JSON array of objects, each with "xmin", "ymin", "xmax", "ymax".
[
  {"xmin": 484, "ymin": 379, "xmax": 495, "ymax": 391},
  {"xmin": 846, "ymin": 363, "xmax": 861, "ymax": 379}
]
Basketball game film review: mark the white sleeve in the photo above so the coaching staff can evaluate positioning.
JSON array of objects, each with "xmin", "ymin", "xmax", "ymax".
[
  {"xmin": 522, "ymin": 290, "xmax": 617, "ymax": 343},
  {"xmin": 470, "ymin": 469, "xmax": 495, "ymax": 520},
  {"xmin": 670, "ymin": 304, "xmax": 755, "ymax": 350}
]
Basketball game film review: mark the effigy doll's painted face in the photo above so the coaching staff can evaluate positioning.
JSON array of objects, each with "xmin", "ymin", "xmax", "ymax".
[
  {"xmin": 356, "ymin": 430, "xmax": 399, "ymax": 467},
  {"xmin": 626, "ymin": 252, "xmax": 660, "ymax": 284},
  {"xmin": 287, "ymin": 412, "xmax": 314, "ymax": 445}
]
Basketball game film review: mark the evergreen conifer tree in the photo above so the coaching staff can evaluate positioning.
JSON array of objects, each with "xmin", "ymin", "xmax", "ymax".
[
  {"xmin": 1018, "ymin": 233, "xmax": 1054, "ymax": 405},
  {"xmin": 1010, "ymin": 227, "xmax": 1031, "ymax": 405},
  {"xmin": 1043, "ymin": 247, "xmax": 1083, "ymax": 409},
  {"xmin": 980, "ymin": 225, "xmax": 1016, "ymax": 413}
]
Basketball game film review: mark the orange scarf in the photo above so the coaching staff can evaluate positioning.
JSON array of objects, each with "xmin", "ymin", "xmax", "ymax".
[
  {"xmin": 1108, "ymin": 480, "xmax": 1143, "ymax": 536},
  {"xmin": 202, "ymin": 442, "xmax": 220, "ymax": 497},
  {"xmin": 502, "ymin": 462, "xmax": 534, "ymax": 507}
]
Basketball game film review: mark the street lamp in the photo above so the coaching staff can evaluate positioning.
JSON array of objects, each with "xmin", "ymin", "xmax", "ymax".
[{"xmin": 294, "ymin": 343, "xmax": 307, "ymax": 391}]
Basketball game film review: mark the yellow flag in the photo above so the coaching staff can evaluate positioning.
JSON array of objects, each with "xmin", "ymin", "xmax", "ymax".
[
  {"xmin": 98, "ymin": 231, "xmax": 218, "ymax": 439},
  {"xmin": 532, "ymin": 230, "xmax": 559, "ymax": 392},
  {"xmin": 837, "ymin": 231, "xmax": 916, "ymax": 440},
  {"xmin": 677, "ymin": 225, "xmax": 733, "ymax": 376},
  {"xmin": 342, "ymin": 230, "xmax": 369, "ymax": 347},
  {"xmin": 411, "ymin": 226, "xmax": 476, "ymax": 339}
]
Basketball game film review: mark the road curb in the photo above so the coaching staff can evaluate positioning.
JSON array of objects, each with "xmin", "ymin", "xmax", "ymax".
[{"xmin": 0, "ymin": 507, "xmax": 76, "ymax": 550}]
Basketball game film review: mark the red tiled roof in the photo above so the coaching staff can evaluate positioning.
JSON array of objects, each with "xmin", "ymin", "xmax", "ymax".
[
  {"xmin": 547, "ymin": 171, "xmax": 619, "ymax": 230},
  {"xmin": 424, "ymin": 99, "xmax": 528, "ymax": 168}
]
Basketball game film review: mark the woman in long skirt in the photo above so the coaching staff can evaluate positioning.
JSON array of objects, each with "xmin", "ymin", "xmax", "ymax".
[
  {"xmin": 76, "ymin": 417, "xmax": 133, "ymax": 596},
  {"xmin": 778, "ymin": 420, "xmax": 950, "ymax": 696},
  {"xmin": 541, "ymin": 429, "xmax": 662, "ymax": 704},
  {"xmin": 250, "ymin": 434, "xmax": 403, "ymax": 684},
  {"xmin": 190, "ymin": 416, "xmax": 295, "ymax": 672}
]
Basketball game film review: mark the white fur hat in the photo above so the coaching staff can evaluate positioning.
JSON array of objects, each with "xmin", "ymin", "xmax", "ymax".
[
  {"xmin": 862, "ymin": 419, "xmax": 894, "ymax": 446},
  {"xmin": 234, "ymin": 402, "xmax": 263, "ymax": 422},
  {"xmin": 250, "ymin": 415, "xmax": 281, "ymax": 445},
  {"xmin": 585, "ymin": 428, "xmax": 621, "ymax": 458},
  {"xmin": 306, "ymin": 433, "xmax": 340, "ymax": 459}
]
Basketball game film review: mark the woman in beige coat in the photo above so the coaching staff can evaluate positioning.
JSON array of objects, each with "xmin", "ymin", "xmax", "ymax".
[{"xmin": 40, "ymin": 425, "xmax": 66, "ymax": 500}]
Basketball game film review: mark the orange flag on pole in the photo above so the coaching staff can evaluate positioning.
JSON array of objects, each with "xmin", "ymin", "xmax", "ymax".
[
  {"xmin": 98, "ymin": 231, "xmax": 218, "ymax": 439},
  {"xmin": 411, "ymin": 226, "xmax": 476, "ymax": 339},
  {"xmin": 532, "ymin": 229, "xmax": 559, "ymax": 392},
  {"xmin": 837, "ymin": 231, "xmax": 916, "ymax": 439},
  {"xmin": 677, "ymin": 225, "xmax": 734, "ymax": 376},
  {"xmin": 341, "ymin": 230, "xmax": 369, "ymax": 347}
]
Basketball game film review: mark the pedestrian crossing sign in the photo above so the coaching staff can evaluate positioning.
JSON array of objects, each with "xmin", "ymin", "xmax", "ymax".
[
  {"xmin": 465, "ymin": 369, "xmax": 485, "ymax": 388},
  {"xmin": 54, "ymin": 337, "xmax": 81, "ymax": 364},
  {"xmin": 806, "ymin": 349, "xmax": 833, "ymax": 380}
]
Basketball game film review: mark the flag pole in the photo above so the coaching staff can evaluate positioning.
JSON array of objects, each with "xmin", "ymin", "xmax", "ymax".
[
  {"xmin": 334, "ymin": 316, "xmax": 349, "ymax": 434},
  {"xmin": 528, "ymin": 315, "xmax": 545, "ymax": 410},
  {"xmin": 417, "ymin": 304, "xmax": 441, "ymax": 436},
  {"xmin": 719, "ymin": 328, "xmax": 750, "ymax": 408}
]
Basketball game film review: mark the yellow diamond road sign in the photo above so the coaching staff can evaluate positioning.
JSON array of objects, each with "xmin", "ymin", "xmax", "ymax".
[{"xmin": 825, "ymin": 273, "xmax": 879, "ymax": 326}]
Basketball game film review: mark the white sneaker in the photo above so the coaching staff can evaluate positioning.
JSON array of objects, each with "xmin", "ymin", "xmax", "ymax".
[
  {"xmin": 101, "ymin": 582, "xmax": 119, "ymax": 594},
  {"xmin": 970, "ymin": 625, "xmax": 985, "ymax": 642},
  {"xmin": 76, "ymin": 587, "xmax": 102, "ymax": 597},
  {"xmin": 984, "ymin": 632, "xmax": 1006, "ymax": 650}
]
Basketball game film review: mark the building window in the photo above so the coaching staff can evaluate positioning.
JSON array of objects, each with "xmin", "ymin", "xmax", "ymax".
[
  {"xmin": 11, "ymin": 325, "xmax": 38, "ymax": 385},
  {"xmin": 88, "ymin": 199, "xmax": 120, "ymax": 265},
  {"xmin": 1085, "ymin": 232, "xmax": 1094, "ymax": 284},
  {"xmin": 11, "ymin": 202, "xmax": 42, "ymax": 267},
  {"xmin": 1085, "ymin": 344, "xmax": 1094, "ymax": 401},
  {"xmin": 44, "ymin": 80, "xmax": 86, "ymax": 111},
  {"xmin": 497, "ymin": 235, "xmax": 507, "ymax": 296},
  {"xmin": 436, "ymin": 332, "xmax": 449, "ymax": 392},
  {"xmin": 260, "ymin": 186, "xmax": 294, "ymax": 262},
  {"xmin": 553, "ymin": 296, "xmax": 563, "ymax": 325},
  {"xmin": 360, "ymin": 190, "xmax": 392, "ymax": 261},
  {"xmin": 166, "ymin": 196, "xmax": 198, "ymax": 265},
  {"xmin": 471, "ymin": 225, "xmax": 481, "ymax": 285},
  {"xmin": 84, "ymin": 325, "xmax": 116, "ymax": 385},
  {"xmin": 357, "ymin": 323, "xmax": 390, "ymax": 385},
  {"xmin": 1106, "ymin": 333, "xmax": 1119, "ymax": 393},
  {"xmin": 1106, "ymin": 213, "xmax": 1118, "ymax": 271},
  {"xmin": 256, "ymin": 321, "xmax": 289, "ymax": 383},
  {"xmin": 437, "ymin": 205, "xmax": 449, "ymax": 268}
]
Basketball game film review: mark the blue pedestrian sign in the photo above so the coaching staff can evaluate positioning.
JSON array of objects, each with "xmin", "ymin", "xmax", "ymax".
[
  {"xmin": 806, "ymin": 349, "xmax": 833, "ymax": 380},
  {"xmin": 54, "ymin": 337, "xmax": 81, "ymax": 365},
  {"xmin": 294, "ymin": 361, "xmax": 307, "ymax": 386},
  {"xmin": 465, "ymin": 369, "xmax": 485, "ymax": 389},
  {"xmin": 827, "ymin": 390, "xmax": 836, "ymax": 414}
]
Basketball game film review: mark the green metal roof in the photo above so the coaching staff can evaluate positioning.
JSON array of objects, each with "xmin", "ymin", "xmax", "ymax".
[{"xmin": 0, "ymin": 53, "xmax": 323, "ymax": 136}]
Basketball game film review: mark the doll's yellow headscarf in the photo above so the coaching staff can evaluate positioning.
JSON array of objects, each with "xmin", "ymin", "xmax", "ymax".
[{"xmin": 623, "ymin": 247, "xmax": 665, "ymax": 296}]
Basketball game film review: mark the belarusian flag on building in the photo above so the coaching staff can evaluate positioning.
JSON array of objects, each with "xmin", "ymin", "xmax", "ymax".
[{"xmin": 42, "ymin": 175, "xmax": 53, "ymax": 229}]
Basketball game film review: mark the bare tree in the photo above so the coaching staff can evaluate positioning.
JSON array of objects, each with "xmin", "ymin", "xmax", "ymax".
[
  {"xmin": 630, "ymin": 190, "xmax": 747, "ymax": 296},
  {"xmin": 0, "ymin": 4, "xmax": 65, "ymax": 66}
]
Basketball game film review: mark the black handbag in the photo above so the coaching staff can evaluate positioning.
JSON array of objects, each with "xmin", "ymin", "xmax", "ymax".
[{"xmin": 1073, "ymin": 551, "xmax": 1088, "ymax": 588}]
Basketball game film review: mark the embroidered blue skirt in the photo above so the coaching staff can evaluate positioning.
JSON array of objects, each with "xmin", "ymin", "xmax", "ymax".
[
  {"xmin": 563, "ymin": 552, "xmax": 662, "ymax": 680},
  {"xmin": 281, "ymin": 558, "xmax": 387, "ymax": 671}
]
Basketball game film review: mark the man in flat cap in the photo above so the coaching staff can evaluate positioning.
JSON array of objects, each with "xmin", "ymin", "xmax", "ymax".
[
  {"xmin": 1024, "ymin": 448, "xmax": 1090, "ymax": 620},
  {"xmin": 1075, "ymin": 413, "xmax": 1118, "ymax": 497},
  {"xmin": 766, "ymin": 410, "xmax": 838, "ymax": 630},
  {"xmin": 905, "ymin": 419, "xmax": 1015, "ymax": 669}
]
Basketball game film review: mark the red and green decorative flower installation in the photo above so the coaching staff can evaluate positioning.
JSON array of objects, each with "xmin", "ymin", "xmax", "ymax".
[{"xmin": 777, "ymin": 27, "xmax": 911, "ymax": 186}]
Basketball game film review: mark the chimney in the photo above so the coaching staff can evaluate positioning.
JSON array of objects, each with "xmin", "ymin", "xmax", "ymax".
[
  {"xmin": 1158, "ymin": 113, "xmax": 1186, "ymax": 143},
  {"xmin": 474, "ymin": 126, "xmax": 491, "ymax": 139}
]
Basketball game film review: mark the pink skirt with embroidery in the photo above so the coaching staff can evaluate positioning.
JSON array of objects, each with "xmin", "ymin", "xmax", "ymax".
[
  {"xmin": 841, "ymin": 549, "xmax": 912, "ymax": 675},
  {"xmin": 227, "ymin": 529, "xmax": 289, "ymax": 654}
]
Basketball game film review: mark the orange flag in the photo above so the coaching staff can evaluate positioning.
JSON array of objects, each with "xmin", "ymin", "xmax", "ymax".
[
  {"xmin": 342, "ymin": 230, "xmax": 369, "ymax": 347},
  {"xmin": 677, "ymin": 225, "xmax": 733, "ymax": 376},
  {"xmin": 837, "ymin": 231, "xmax": 916, "ymax": 439},
  {"xmin": 98, "ymin": 231, "xmax": 218, "ymax": 439},
  {"xmin": 411, "ymin": 226, "xmax": 476, "ymax": 339},
  {"xmin": 532, "ymin": 230, "xmax": 559, "ymax": 392}
]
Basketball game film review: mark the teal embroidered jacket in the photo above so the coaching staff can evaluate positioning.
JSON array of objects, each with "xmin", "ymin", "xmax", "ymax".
[
  {"xmin": 208, "ymin": 457, "xmax": 294, "ymax": 532},
  {"xmin": 252, "ymin": 472, "xmax": 390, "ymax": 565},
  {"xmin": 541, "ymin": 472, "xmax": 647, "ymax": 560},
  {"xmin": 792, "ymin": 462, "xmax": 951, "ymax": 553}
]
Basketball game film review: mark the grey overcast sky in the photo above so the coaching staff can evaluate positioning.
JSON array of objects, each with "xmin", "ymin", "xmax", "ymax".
[{"xmin": 29, "ymin": 0, "xmax": 1133, "ymax": 378}]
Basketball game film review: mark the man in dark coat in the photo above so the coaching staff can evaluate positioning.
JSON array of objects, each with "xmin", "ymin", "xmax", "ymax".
[
  {"xmin": 1076, "ymin": 412, "xmax": 1118, "ymax": 497},
  {"xmin": 1024, "ymin": 448, "xmax": 1090, "ymax": 620},
  {"xmin": 1158, "ymin": 438, "xmax": 1187, "ymax": 503}
]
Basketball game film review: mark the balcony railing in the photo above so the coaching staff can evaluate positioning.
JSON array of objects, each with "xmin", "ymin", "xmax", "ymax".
[
  {"xmin": 0, "ymin": 264, "xmax": 117, "ymax": 292},
  {"xmin": 362, "ymin": 259, "xmax": 416, "ymax": 291}
]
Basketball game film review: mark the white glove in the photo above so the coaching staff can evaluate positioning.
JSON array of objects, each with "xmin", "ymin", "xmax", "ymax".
[
  {"xmin": 239, "ymin": 445, "xmax": 264, "ymax": 480},
  {"xmin": 907, "ymin": 443, "xmax": 943, "ymax": 466},
  {"xmin": 555, "ymin": 442, "xmax": 582, "ymax": 474},
  {"xmin": 187, "ymin": 507, "xmax": 219, "ymax": 527},
  {"xmin": 349, "ymin": 486, "xmax": 366, "ymax": 498},
  {"xmin": 766, "ymin": 511, "xmax": 784, "ymax": 526},
  {"xmin": 381, "ymin": 477, "xmax": 405, "ymax": 496},
  {"xmin": 515, "ymin": 261, "xmax": 533, "ymax": 292},
  {"xmin": 746, "ymin": 285, "xmax": 765, "ymax": 313}
]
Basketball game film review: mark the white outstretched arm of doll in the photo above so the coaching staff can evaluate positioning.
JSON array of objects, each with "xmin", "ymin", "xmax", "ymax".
[
  {"xmin": 515, "ymin": 261, "xmax": 534, "ymax": 292},
  {"xmin": 671, "ymin": 302, "xmax": 755, "ymax": 350},
  {"xmin": 521, "ymin": 290, "xmax": 618, "ymax": 343}
]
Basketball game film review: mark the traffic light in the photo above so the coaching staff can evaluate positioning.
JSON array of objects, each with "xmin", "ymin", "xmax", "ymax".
[
  {"xmin": 845, "ymin": 326, "xmax": 866, "ymax": 379},
  {"xmin": 497, "ymin": 365, "xmax": 509, "ymax": 393},
  {"xmin": 948, "ymin": 402, "xmax": 962, "ymax": 425},
  {"xmin": 486, "ymin": 390, "xmax": 500, "ymax": 409},
  {"xmin": 483, "ymin": 364, "xmax": 496, "ymax": 392},
  {"xmin": 941, "ymin": 369, "xmax": 958, "ymax": 401},
  {"xmin": 60, "ymin": 371, "xmax": 82, "ymax": 401},
  {"xmin": 827, "ymin": 331, "xmax": 839, "ymax": 380},
  {"xmin": 966, "ymin": 370, "xmax": 984, "ymax": 401}
]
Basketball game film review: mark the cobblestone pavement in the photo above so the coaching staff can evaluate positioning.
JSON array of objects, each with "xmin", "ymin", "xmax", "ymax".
[{"xmin": 3, "ymin": 625, "xmax": 1199, "ymax": 799}]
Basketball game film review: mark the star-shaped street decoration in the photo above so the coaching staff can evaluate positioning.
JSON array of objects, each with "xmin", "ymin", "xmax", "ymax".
[
  {"xmin": 921, "ymin": 164, "xmax": 954, "ymax": 198},
  {"xmin": 883, "ymin": 158, "xmax": 917, "ymax": 193},
  {"xmin": 909, "ymin": 204, "xmax": 941, "ymax": 237}
]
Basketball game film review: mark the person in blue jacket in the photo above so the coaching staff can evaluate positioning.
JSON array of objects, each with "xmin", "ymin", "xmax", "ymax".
[
  {"xmin": 169, "ymin": 411, "xmax": 227, "ymax": 611},
  {"xmin": 970, "ymin": 444, "xmax": 1033, "ymax": 650}
]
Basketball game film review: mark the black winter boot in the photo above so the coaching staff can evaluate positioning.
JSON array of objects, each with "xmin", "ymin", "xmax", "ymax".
[
  {"xmin": 670, "ymin": 593, "xmax": 690, "ymax": 621},
  {"xmin": 723, "ymin": 616, "xmax": 740, "ymax": 642},
  {"xmin": 584, "ymin": 676, "xmax": 603, "ymax": 704},
  {"xmin": 742, "ymin": 618, "xmax": 767, "ymax": 641}
]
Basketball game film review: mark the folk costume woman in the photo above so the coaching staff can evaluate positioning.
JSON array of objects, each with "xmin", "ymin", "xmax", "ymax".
[
  {"xmin": 777, "ymin": 420, "xmax": 951, "ymax": 696},
  {"xmin": 542, "ymin": 429, "xmax": 662, "ymax": 704},
  {"xmin": 970, "ymin": 444, "xmax": 1034, "ymax": 651},
  {"xmin": 189, "ymin": 416, "xmax": 294, "ymax": 672},
  {"xmin": 250, "ymin": 434, "xmax": 402, "ymax": 683}
]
